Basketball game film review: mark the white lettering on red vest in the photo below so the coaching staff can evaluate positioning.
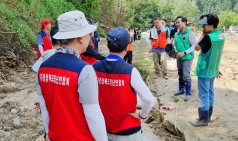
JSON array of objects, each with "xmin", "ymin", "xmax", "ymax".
[
  {"xmin": 98, "ymin": 77, "xmax": 124, "ymax": 87},
  {"xmin": 39, "ymin": 73, "xmax": 70, "ymax": 86}
]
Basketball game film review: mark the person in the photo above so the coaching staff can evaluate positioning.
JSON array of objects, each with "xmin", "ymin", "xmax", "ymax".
[
  {"xmin": 173, "ymin": 16, "xmax": 196, "ymax": 102},
  {"xmin": 93, "ymin": 27, "xmax": 154, "ymax": 141},
  {"xmin": 50, "ymin": 25, "xmax": 60, "ymax": 49},
  {"xmin": 222, "ymin": 26, "xmax": 225, "ymax": 33},
  {"xmin": 93, "ymin": 30, "xmax": 100, "ymax": 52},
  {"xmin": 149, "ymin": 17, "xmax": 170, "ymax": 79},
  {"xmin": 35, "ymin": 10, "xmax": 108, "ymax": 141},
  {"xmin": 124, "ymin": 26, "xmax": 133, "ymax": 64},
  {"xmin": 134, "ymin": 27, "xmax": 138, "ymax": 40},
  {"xmin": 80, "ymin": 17, "xmax": 106, "ymax": 64},
  {"xmin": 191, "ymin": 13, "xmax": 225, "ymax": 127},
  {"xmin": 169, "ymin": 20, "xmax": 176, "ymax": 31},
  {"xmin": 137, "ymin": 28, "xmax": 142, "ymax": 40},
  {"xmin": 161, "ymin": 19, "xmax": 171, "ymax": 36},
  {"xmin": 36, "ymin": 19, "xmax": 53, "ymax": 58}
]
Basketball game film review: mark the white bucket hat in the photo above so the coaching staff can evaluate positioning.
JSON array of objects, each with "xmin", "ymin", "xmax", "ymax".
[
  {"xmin": 53, "ymin": 10, "xmax": 97, "ymax": 39},
  {"xmin": 32, "ymin": 49, "xmax": 56, "ymax": 72}
]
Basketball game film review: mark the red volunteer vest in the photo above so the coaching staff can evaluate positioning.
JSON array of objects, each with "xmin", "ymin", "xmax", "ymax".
[
  {"xmin": 37, "ymin": 30, "xmax": 52, "ymax": 58},
  {"xmin": 38, "ymin": 53, "xmax": 95, "ymax": 141},
  {"xmin": 93, "ymin": 60, "xmax": 141, "ymax": 134},
  {"xmin": 81, "ymin": 40, "xmax": 97, "ymax": 65}
]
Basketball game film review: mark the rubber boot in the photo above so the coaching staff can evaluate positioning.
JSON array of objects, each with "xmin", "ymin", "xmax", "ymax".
[
  {"xmin": 184, "ymin": 81, "xmax": 191, "ymax": 102},
  {"xmin": 191, "ymin": 108, "xmax": 208, "ymax": 127},
  {"xmin": 208, "ymin": 106, "xmax": 213, "ymax": 122},
  {"xmin": 174, "ymin": 86, "xmax": 185, "ymax": 96}
]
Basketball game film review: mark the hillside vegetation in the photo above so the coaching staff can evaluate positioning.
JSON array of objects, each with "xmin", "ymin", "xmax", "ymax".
[{"xmin": 0, "ymin": 0, "xmax": 238, "ymax": 63}]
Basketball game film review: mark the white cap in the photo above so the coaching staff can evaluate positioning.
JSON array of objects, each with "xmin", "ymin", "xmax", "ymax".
[
  {"xmin": 197, "ymin": 17, "xmax": 208, "ymax": 25},
  {"xmin": 53, "ymin": 10, "xmax": 97, "ymax": 39},
  {"xmin": 32, "ymin": 49, "xmax": 56, "ymax": 72}
]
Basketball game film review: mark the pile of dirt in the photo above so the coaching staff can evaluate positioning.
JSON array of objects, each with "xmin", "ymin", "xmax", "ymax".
[{"xmin": 0, "ymin": 101, "xmax": 43, "ymax": 141}]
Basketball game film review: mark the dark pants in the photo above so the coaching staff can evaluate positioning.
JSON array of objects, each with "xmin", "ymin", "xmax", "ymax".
[
  {"xmin": 177, "ymin": 59, "xmax": 193, "ymax": 86},
  {"xmin": 124, "ymin": 51, "xmax": 133, "ymax": 64}
]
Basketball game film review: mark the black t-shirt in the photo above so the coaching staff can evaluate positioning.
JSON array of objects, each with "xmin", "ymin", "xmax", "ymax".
[{"xmin": 198, "ymin": 35, "xmax": 212, "ymax": 54}]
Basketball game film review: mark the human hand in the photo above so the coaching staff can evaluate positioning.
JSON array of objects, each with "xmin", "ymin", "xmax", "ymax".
[
  {"xmin": 45, "ymin": 134, "xmax": 49, "ymax": 141},
  {"xmin": 128, "ymin": 112, "xmax": 140, "ymax": 119},
  {"xmin": 216, "ymin": 71, "xmax": 223, "ymax": 79},
  {"xmin": 149, "ymin": 49, "xmax": 152, "ymax": 53},
  {"xmin": 34, "ymin": 101, "xmax": 40, "ymax": 110},
  {"xmin": 176, "ymin": 52, "xmax": 185, "ymax": 58}
]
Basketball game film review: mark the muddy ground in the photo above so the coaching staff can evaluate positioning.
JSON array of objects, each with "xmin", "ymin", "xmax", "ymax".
[{"xmin": 0, "ymin": 32, "xmax": 237, "ymax": 141}]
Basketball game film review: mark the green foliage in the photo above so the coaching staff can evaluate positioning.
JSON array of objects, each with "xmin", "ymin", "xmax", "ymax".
[
  {"xmin": 218, "ymin": 11, "xmax": 238, "ymax": 29},
  {"xmin": 97, "ymin": 26, "xmax": 107, "ymax": 38},
  {"xmin": 0, "ymin": 0, "xmax": 75, "ymax": 50},
  {"xmin": 173, "ymin": 96, "xmax": 179, "ymax": 103}
]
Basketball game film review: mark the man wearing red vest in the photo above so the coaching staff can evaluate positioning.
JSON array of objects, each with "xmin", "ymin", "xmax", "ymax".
[
  {"xmin": 93, "ymin": 27, "xmax": 154, "ymax": 141},
  {"xmin": 81, "ymin": 17, "xmax": 106, "ymax": 64},
  {"xmin": 35, "ymin": 10, "xmax": 107, "ymax": 141},
  {"xmin": 149, "ymin": 17, "xmax": 171, "ymax": 79},
  {"xmin": 36, "ymin": 19, "xmax": 53, "ymax": 58}
]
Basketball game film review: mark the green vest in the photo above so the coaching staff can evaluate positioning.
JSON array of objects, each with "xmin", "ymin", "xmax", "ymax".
[
  {"xmin": 194, "ymin": 29, "xmax": 225, "ymax": 78},
  {"xmin": 174, "ymin": 28, "xmax": 194, "ymax": 60}
]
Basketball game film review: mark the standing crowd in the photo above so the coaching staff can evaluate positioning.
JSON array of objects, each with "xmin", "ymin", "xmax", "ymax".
[{"xmin": 33, "ymin": 9, "xmax": 225, "ymax": 141}]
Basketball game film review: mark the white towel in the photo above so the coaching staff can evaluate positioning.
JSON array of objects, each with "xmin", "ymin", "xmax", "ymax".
[{"xmin": 150, "ymin": 26, "xmax": 167, "ymax": 39}]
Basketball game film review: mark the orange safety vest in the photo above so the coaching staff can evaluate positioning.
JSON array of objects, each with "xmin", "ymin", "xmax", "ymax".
[
  {"xmin": 126, "ymin": 33, "xmax": 133, "ymax": 51},
  {"xmin": 151, "ymin": 32, "xmax": 167, "ymax": 48},
  {"xmin": 126, "ymin": 43, "xmax": 133, "ymax": 51}
]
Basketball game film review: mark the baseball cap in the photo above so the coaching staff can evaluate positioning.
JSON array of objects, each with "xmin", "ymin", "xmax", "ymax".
[
  {"xmin": 53, "ymin": 10, "xmax": 97, "ymax": 39},
  {"xmin": 41, "ymin": 19, "xmax": 53, "ymax": 30},
  {"xmin": 107, "ymin": 27, "xmax": 130, "ymax": 51},
  {"xmin": 32, "ymin": 49, "xmax": 56, "ymax": 72},
  {"xmin": 197, "ymin": 17, "xmax": 208, "ymax": 24},
  {"xmin": 86, "ymin": 17, "xmax": 95, "ymax": 25}
]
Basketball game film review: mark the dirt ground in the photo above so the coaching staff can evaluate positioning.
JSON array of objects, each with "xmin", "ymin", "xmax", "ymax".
[{"xmin": 0, "ymin": 31, "xmax": 237, "ymax": 141}]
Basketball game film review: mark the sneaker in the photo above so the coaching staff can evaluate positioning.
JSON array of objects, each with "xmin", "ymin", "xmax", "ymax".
[
  {"xmin": 163, "ymin": 73, "xmax": 168, "ymax": 79},
  {"xmin": 154, "ymin": 72, "xmax": 160, "ymax": 79}
]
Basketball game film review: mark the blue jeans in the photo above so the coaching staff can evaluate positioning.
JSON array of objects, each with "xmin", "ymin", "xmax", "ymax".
[{"xmin": 198, "ymin": 77, "xmax": 215, "ymax": 111}]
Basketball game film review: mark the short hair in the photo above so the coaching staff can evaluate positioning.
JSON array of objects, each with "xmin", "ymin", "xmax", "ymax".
[
  {"xmin": 153, "ymin": 17, "xmax": 160, "ymax": 22},
  {"xmin": 200, "ymin": 13, "xmax": 219, "ymax": 28},
  {"xmin": 176, "ymin": 16, "xmax": 187, "ymax": 24},
  {"xmin": 50, "ymin": 25, "xmax": 59, "ymax": 45},
  {"xmin": 108, "ymin": 41, "xmax": 127, "ymax": 53},
  {"xmin": 161, "ymin": 19, "xmax": 167, "ymax": 23}
]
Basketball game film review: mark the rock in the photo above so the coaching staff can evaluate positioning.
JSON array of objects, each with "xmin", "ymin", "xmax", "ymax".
[
  {"xmin": 13, "ymin": 118, "xmax": 21, "ymax": 126},
  {"xmin": 0, "ymin": 132, "xmax": 4, "ymax": 138},
  {"xmin": 19, "ymin": 106, "xmax": 24, "ymax": 112},
  {"xmin": 11, "ymin": 109, "xmax": 18, "ymax": 114},
  {"xmin": 4, "ymin": 132, "xmax": 10, "ymax": 138}
]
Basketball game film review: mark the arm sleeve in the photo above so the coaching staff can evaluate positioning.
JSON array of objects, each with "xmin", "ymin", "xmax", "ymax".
[
  {"xmin": 38, "ymin": 45, "xmax": 44, "ymax": 55},
  {"xmin": 82, "ymin": 44, "xmax": 105, "ymax": 60},
  {"xmin": 78, "ymin": 65, "xmax": 98, "ymax": 104},
  {"xmin": 36, "ymin": 76, "xmax": 49, "ymax": 133},
  {"xmin": 185, "ymin": 31, "xmax": 197, "ymax": 54},
  {"xmin": 36, "ymin": 34, "xmax": 43, "ymax": 45},
  {"xmin": 131, "ymin": 68, "xmax": 154, "ymax": 118},
  {"xmin": 82, "ymin": 104, "xmax": 108, "ymax": 141}
]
